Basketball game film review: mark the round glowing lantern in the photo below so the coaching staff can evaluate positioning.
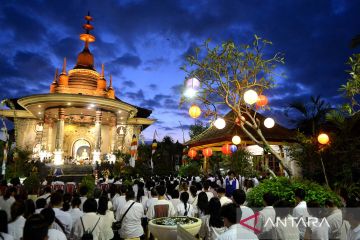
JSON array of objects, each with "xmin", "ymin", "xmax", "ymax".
[
  {"xmin": 184, "ymin": 88, "xmax": 197, "ymax": 98},
  {"xmin": 318, "ymin": 133, "xmax": 329, "ymax": 145},
  {"xmin": 244, "ymin": 89, "xmax": 258, "ymax": 105},
  {"xmin": 189, "ymin": 104, "xmax": 201, "ymax": 119},
  {"xmin": 264, "ymin": 117, "xmax": 275, "ymax": 128},
  {"xmin": 202, "ymin": 148, "xmax": 213, "ymax": 157},
  {"xmin": 221, "ymin": 144, "xmax": 232, "ymax": 155},
  {"xmin": 188, "ymin": 149, "xmax": 197, "ymax": 159},
  {"xmin": 256, "ymin": 95, "xmax": 268, "ymax": 107},
  {"xmin": 185, "ymin": 77, "xmax": 201, "ymax": 89},
  {"xmin": 232, "ymin": 135, "xmax": 241, "ymax": 145},
  {"xmin": 230, "ymin": 145, "xmax": 237, "ymax": 153},
  {"xmin": 214, "ymin": 117, "xmax": 226, "ymax": 129}
]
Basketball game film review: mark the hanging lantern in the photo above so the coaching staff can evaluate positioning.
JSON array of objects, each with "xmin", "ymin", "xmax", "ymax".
[
  {"xmin": 189, "ymin": 104, "xmax": 201, "ymax": 119},
  {"xmin": 184, "ymin": 88, "xmax": 197, "ymax": 98},
  {"xmin": 244, "ymin": 89, "xmax": 258, "ymax": 105},
  {"xmin": 318, "ymin": 133, "xmax": 329, "ymax": 145},
  {"xmin": 185, "ymin": 77, "xmax": 201, "ymax": 89},
  {"xmin": 232, "ymin": 135, "xmax": 241, "ymax": 145},
  {"xmin": 264, "ymin": 117, "xmax": 275, "ymax": 128},
  {"xmin": 221, "ymin": 144, "xmax": 232, "ymax": 155},
  {"xmin": 214, "ymin": 117, "xmax": 226, "ymax": 129},
  {"xmin": 256, "ymin": 95, "xmax": 268, "ymax": 107},
  {"xmin": 230, "ymin": 145, "xmax": 237, "ymax": 153},
  {"xmin": 202, "ymin": 148, "xmax": 213, "ymax": 157},
  {"xmin": 188, "ymin": 149, "xmax": 197, "ymax": 158}
]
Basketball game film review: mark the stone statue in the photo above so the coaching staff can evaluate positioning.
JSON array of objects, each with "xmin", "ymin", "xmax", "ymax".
[{"xmin": 80, "ymin": 149, "xmax": 89, "ymax": 160}]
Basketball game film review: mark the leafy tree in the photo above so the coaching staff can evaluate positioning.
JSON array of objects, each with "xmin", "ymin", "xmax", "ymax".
[
  {"xmin": 181, "ymin": 36, "xmax": 291, "ymax": 175},
  {"xmin": 221, "ymin": 147, "xmax": 257, "ymax": 177},
  {"xmin": 178, "ymin": 161, "xmax": 201, "ymax": 177},
  {"xmin": 189, "ymin": 121, "xmax": 208, "ymax": 139},
  {"xmin": 286, "ymin": 95, "xmax": 332, "ymax": 135}
]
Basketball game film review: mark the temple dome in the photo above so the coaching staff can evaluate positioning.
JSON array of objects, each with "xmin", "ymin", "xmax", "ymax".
[{"xmin": 74, "ymin": 43, "xmax": 95, "ymax": 70}]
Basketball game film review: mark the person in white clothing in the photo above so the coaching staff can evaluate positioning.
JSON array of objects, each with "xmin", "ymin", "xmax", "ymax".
[
  {"xmin": 146, "ymin": 185, "xmax": 176, "ymax": 219},
  {"xmin": 50, "ymin": 192, "xmax": 73, "ymax": 236},
  {"xmin": 325, "ymin": 199, "xmax": 343, "ymax": 239},
  {"xmin": 177, "ymin": 192, "xmax": 195, "ymax": 217},
  {"xmin": 114, "ymin": 185, "xmax": 127, "ymax": 220},
  {"xmin": 345, "ymin": 201, "xmax": 360, "ymax": 240},
  {"xmin": 256, "ymin": 192, "xmax": 276, "ymax": 239},
  {"xmin": 136, "ymin": 187, "xmax": 148, "ymax": 209},
  {"xmin": 22, "ymin": 214, "xmax": 49, "ymax": 240},
  {"xmin": 217, "ymin": 188, "xmax": 232, "ymax": 206},
  {"xmin": 37, "ymin": 186, "xmax": 52, "ymax": 204},
  {"xmin": 144, "ymin": 188, "xmax": 158, "ymax": 213},
  {"xmin": 203, "ymin": 181, "xmax": 214, "ymax": 200},
  {"xmin": 69, "ymin": 197, "xmax": 84, "ymax": 229},
  {"xmin": 169, "ymin": 190, "xmax": 182, "ymax": 209},
  {"xmin": 35, "ymin": 198, "xmax": 47, "ymax": 214},
  {"xmin": 97, "ymin": 196, "xmax": 115, "ymax": 240},
  {"xmin": 8, "ymin": 201, "xmax": 26, "ymax": 240},
  {"xmin": 118, "ymin": 190, "xmax": 144, "ymax": 239},
  {"xmin": 217, "ymin": 203, "xmax": 258, "ymax": 240},
  {"xmin": 199, "ymin": 198, "xmax": 226, "ymax": 240},
  {"xmin": 0, "ymin": 187, "xmax": 16, "ymax": 221},
  {"xmin": 305, "ymin": 201, "xmax": 329, "ymax": 240},
  {"xmin": 292, "ymin": 188, "xmax": 309, "ymax": 239},
  {"xmin": 78, "ymin": 185, "xmax": 88, "ymax": 210},
  {"xmin": 196, "ymin": 192, "xmax": 209, "ymax": 218},
  {"xmin": 272, "ymin": 200, "xmax": 299, "ymax": 240},
  {"xmin": 40, "ymin": 208, "xmax": 67, "ymax": 240},
  {"xmin": 73, "ymin": 198, "xmax": 102, "ymax": 240},
  {"xmin": 0, "ymin": 209, "xmax": 14, "ymax": 240},
  {"xmin": 231, "ymin": 189, "xmax": 256, "ymax": 234}
]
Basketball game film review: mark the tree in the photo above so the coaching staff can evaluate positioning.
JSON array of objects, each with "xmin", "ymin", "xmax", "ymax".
[
  {"xmin": 286, "ymin": 95, "xmax": 332, "ymax": 135},
  {"xmin": 181, "ymin": 36, "xmax": 290, "ymax": 175},
  {"xmin": 340, "ymin": 53, "xmax": 360, "ymax": 115},
  {"xmin": 189, "ymin": 121, "xmax": 208, "ymax": 139}
]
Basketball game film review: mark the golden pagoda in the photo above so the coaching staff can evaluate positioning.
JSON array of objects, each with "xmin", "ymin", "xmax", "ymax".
[{"xmin": 0, "ymin": 13, "xmax": 155, "ymax": 165}]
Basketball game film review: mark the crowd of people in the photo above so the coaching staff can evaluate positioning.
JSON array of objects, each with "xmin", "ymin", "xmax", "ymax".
[{"xmin": 0, "ymin": 170, "xmax": 359, "ymax": 240}]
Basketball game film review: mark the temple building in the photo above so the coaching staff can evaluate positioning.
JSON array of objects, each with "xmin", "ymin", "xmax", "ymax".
[{"xmin": 0, "ymin": 14, "xmax": 154, "ymax": 165}]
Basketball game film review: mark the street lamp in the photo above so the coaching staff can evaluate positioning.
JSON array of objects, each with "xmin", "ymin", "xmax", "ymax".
[{"xmin": 318, "ymin": 133, "xmax": 330, "ymax": 188}]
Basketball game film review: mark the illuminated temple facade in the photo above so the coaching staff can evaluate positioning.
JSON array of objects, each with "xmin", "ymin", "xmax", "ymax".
[{"xmin": 0, "ymin": 14, "xmax": 154, "ymax": 165}]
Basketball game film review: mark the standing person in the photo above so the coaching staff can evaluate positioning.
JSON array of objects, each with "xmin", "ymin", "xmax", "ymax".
[
  {"xmin": 325, "ymin": 199, "xmax": 343, "ymax": 239},
  {"xmin": 203, "ymin": 181, "xmax": 214, "ymax": 200},
  {"xmin": 232, "ymin": 189, "xmax": 256, "ymax": 233},
  {"xmin": 196, "ymin": 192, "xmax": 209, "ymax": 218},
  {"xmin": 78, "ymin": 185, "xmax": 88, "ymax": 210},
  {"xmin": 272, "ymin": 200, "xmax": 299, "ymax": 240},
  {"xmin": 97, "ymin": 196, "xmax": 114, "ymax": 240},
  {"xmin": 114, "ymin": 185, "xmax": 127, "ymax": 220},
  {"xmin": 136, "ymin": 187, "xmax": 148, "ymax": 210},
  {"xmin": 73, "ymin": 198, "xmax": 101, "ymax": 239},
  {"xmin": 40, "ymin": 208, "xmax": 67, "ymax": 240},
  {"xmin": 189, "ymin": 185, "xmax": 198, "ymax": 206},
  {"xmin": 256, "ymin": 192, "xmax": 276, "ymax": 239},
  {"xmin": 345, "ymin": 200, "xmax": 360, "ymax": 240},
  {"xmin": 22, "ymin": 214, "xmax": 48, "ymax": 240},
  {"xmin": 146, "ymin": 185, "xmax": 176, "ymax": 219},
  {"xmin": 292, "ymin": 188, "xmax": 309, "ymax": 239},
  {"xmin": 37, "ymin": 186, "xmax": 51, "ymax": 204},
  {"xmin": 144, "ymin": 188, "xmax": 158, "ymax": 213},
  {"xmin": 0, "ymin": 187, "xmax": 16, "ymax": 221},
  {"xmin": 8, "ymin": 201, "xmax": 26, "ymax": 240},
  {"xmin": 305, "ymin": 201, "xmax": 329, "ymax": 240},
  {"xmin": 217, "ymin": 203, "xmax": 258, "ymax": 240},
  {"xmin": 177, "ymin": 192, "xmax": 194, "ymax": 217},
  {"xmin": 50, "ymin": 192, "xmax": 73, "ymax": 236},
  {"xmin": 170, "ymin": 190, "xmax": 181, "ymax": 209},
  {"xmin": 118, "ymin": 190, "xmax": 144, "ymax": 239},
  {"xmin": 225, "ymin": 171, "xmax": 239, "ymax": 197},
  {"xmin": 23, "ymin": 199, "xmax": 36, "ymax": 220},
  {"xmin": 199, "ymin": 198, "xmax": 226, "ymax": 240},
  {"xmin": 217, "ymin": 188, "xmax": 232, "ymax": 206},
  {"xmin": 68, "ymin": 197, "xmax": 84, "ymax": 229},
  {"xmin": 0, "ymin": 210, "xmax": 14, "ymax": 240}
]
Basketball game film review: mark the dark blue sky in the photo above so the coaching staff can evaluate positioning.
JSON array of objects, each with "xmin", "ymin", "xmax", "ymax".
[{"xmin": 0, "ymin": 0, "xmax": 359, "ymax": 142}]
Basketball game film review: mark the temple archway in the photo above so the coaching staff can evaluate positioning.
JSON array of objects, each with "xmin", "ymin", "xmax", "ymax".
[{"xmin": 72, "ymin": 139, "xmax": 91, "ymax": 161}]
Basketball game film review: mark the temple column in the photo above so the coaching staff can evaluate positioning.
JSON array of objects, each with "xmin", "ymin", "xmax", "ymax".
[
  {"xmin": 116, "ymin": 113, "xmax": 126, "ymax": 152},
  {"xmin": 54, "ymin": 108, "xmax": 65, "ymax": 165},
  {"xmin": 92, "ymin": 110, "xmax": 102, "ymax": 164}
]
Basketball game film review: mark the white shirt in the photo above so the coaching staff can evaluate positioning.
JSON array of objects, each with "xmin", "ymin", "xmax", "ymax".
[
  {"xmin": 204, "ymin": 191, "xmax": 214, "ymax": 200},
  {"xmin": 326, "ymin": 208, "xmax": 343, "ymax": 239},
  {"xmin": 98, "ymin": 211, "xmax": 115, "ymax": 240},
  {"xmin": 292, "ymin": 201, "xmax": 309, "ymax": 238},
  {"xmin": 170, "ymin": 198, "xmax": 182, "ymax": 209},
  {"xmin": 111, "ymin": 193, "xmax": 120, "ymax": 210},
  {"xmin": 37, "ymin": 193, "xmax": 51, "ymax": 204},
  {"xmin": 8, "ymin": 216, "xmax": 26, "ymax": 240},
  {"xmin": 146, "ymin": 199, "xmax": 176, "ymax": 219},
  {"xmin": 73, "ymin": 212, "xmax": 102, "ymax": 240},
  {"xmin": 177, "ymin": 202, "xmax": 195, "ymax": 217},
  {"xmin": 79, "ymin": 196, "xmax": 87, "ymax": 210},
  {"xmin": 309, "ymin": 217, "xmax": 329, "ymax": 240},
  {"xmin": 239, "ymin": 206, "xmax": 256, "ymax": 233},
  {"xmin": 217, "ymin": 223, "xmax": 258, "ymax": 240},
  {"xmin": 145, "ymin": 197, "xmax": 158, "ymax": 212},
  {"xmin": 69, "ymin": 207, "xmax": 84, "ymax": 229},
  {"xmin": 114, "ymin": 196, "xmax": 127, "ymax": 220},
  {"xmin": 0, "ymin": 196, "xmax": 15, "ymax": 221},
  {"xmin": 47, "ymin": 229, "xmax": 67, "ymax": 240},
  {"xmin": 199, "ymin": 215, "xmax": 226, "ymax": 240},
  {"xmin": 219, "ymin": 196, "xmax": 232, "ymax": 206},
  {"xmin": 348, "ymin": 224, "xmax": 360, "ymax": 240},
  {"xmin": 256, "ymin": 206, "xmax": 276, "ymax": 234},
  {"xmin": 272, "ymin": 215, "xmax": 300, "ymax": 240},
  {"xmin": 119, "ymin": 200, "xmax": 144, "ymax": 239},
  {"xmin": 53, "ymin": 207, "xmax": 73, "ymax": 235},
  {"xmin": 0, "ymin": 232, "xmax": 14, "ymax": 240}
]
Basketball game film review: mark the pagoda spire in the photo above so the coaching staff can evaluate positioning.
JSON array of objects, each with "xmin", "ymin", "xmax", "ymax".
[
  {"xmin": 53, "ymin": 68, "xmax": 58, "ymax": 83},
  {"xmin": 61, "ymin": 57, "xmax": 67, "ymax": 74},
  {"xmin": 101, "ymin": 64, "xmax": 105, "ymax": 79},
  {"xmin": 109, "ymin": 74, "xmax": 113, "ymax": 88}
]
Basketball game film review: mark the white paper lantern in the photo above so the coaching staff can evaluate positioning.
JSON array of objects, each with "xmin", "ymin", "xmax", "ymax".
[
  {"xmin": 264, "ymin": 117, "xmax": 275, "ymax": 128},
  {"xmin": 232, "ymin": 135, "xmax": 241, "ymax": 145},
  {"xmin": 214, "ymin": 117, "xmax": 226, "ymax": 129},
  {"xmin": 184, "ymin": 88, "xmax": 197, "ymax": 98},
  {"xmin": 185, "ymin": 77, "xmax": 201, "ymax": 89},
  {"xmin": 244, "ymin": 89, "xmax": 258, "ymax": 105}
]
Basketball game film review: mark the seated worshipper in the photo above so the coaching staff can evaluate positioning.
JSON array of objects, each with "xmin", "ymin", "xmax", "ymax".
[
  {"xmin": 272, "ymin": 200, "xmax": 299, "ymax": 240},
  {"xmin": 22, "ymin": 214, "xmax": 49, "ymax": 240},
  {"xmin": 0, "ymin": 210, "xmax": 13, "ymax": 240},
  {"xmin": 118, "ymin": 190, "xmax": 144, "ymax": 239},
  {"xmin": 305, "ymin": 200, "xmax": 329, "ymax": 240},
  {"xmin": 255, "ymin": 192, "xmax": 276, "ymax": 239},
  {"xmin": 8, "ymin": 201, "xmax": 26, "ymax": 240},
  {"xmin": 97, "ymin": 196, "xmax": 115, "ymax": 240},
  {"xmin": 232, "ymin": 189, "xmax": 256, "ymax": 233},
  {"xmin": 225, "ymin": 171, "xmax": 239, "ymax": 197},
  {"xmin": 146, "ymin": 185, "xmax": 176, "ymax": 219},
  {"xmin": 217, "ymin": 203, "xmax": 258, "ymax": 240},
  {"xmin": 199, "ymin": 197, "xmax": 226, "ymax": 240},
  {"xmin": 49, "ymin": 192, "xmax": 73, "ymax": 236},
  {"xmin": 217, "ymin": 187, "xmax": 232, "ymax": 206},
  {"xmin": 177, "ymin": 192, "xmax": 195, "ymax": 217},
  {"xmin": 40, "ymin": 208, "xmax": 67, "ymax": 240},
  {"xmin": 73, "ymin": 198, "xmax": 102, "ymax": 239}
]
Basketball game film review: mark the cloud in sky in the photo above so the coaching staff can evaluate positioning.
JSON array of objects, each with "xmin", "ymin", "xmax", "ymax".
[{"xmin": 0, "ymin": 0, "xmax": 359, "ymax": 142}]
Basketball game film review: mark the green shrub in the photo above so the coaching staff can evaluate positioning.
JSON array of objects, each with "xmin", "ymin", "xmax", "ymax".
[
  {"xmin": 23, "ymin": 173, "xmax": 40, "ymax": 195},
  {"xmin": 80, "ymin": 175, "xmax": 96, "ymax": 198},
  {"xmin": 246, "ymin": 177, "xmax": 341, "ymax": 207},
  {"xmin": 178, "ymin": 161, "xmax": 201, "ymax": 177}
]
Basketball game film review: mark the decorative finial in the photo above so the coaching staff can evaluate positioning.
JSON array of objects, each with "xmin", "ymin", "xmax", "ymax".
[
  {"xmin": 101, "ymin": 64, "xmax": 104, "ymax": 77},
  {"xmin": 79, "ymin": 12, "xmax": 95, "ymax": 43},
  {"xmin": 53, "ymin": 68, "xmax": 58, "ymax": 83},
  {"xmin": 61, "ymin": 57, "xmax": 67, "ymax": 74},
  {"xmin": 109, "ymin": 74, "xmax": 113, "ymax": 88}
]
